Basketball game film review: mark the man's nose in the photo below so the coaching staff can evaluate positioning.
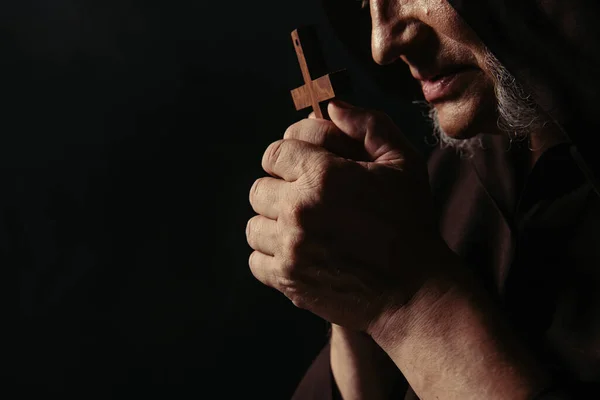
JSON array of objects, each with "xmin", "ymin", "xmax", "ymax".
[{"xmin": 370, "ymin": 1, "xmax": 421, "ymax": 65}]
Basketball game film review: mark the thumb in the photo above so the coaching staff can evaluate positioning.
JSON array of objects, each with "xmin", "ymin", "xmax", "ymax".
[{"xmin": 328, "ymin": 100, "xmax": 412, "ymax": 165}]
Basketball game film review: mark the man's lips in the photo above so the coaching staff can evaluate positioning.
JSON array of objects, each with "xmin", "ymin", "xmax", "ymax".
[
  {"xmin": 414, "ymin": 65, "xmax": 475, "ymax": 82},
  {"xmin": 414, "ymin": 66, "xmax": 480, "ymax": 103}
]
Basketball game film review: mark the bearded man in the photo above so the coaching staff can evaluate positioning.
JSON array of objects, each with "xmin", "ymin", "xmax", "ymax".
[{"xmin": 246, "ymin": 1, "xmax": 600, "ymax": 399}]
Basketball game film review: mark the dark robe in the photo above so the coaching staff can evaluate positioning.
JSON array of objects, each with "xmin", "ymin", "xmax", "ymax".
[
  {"xmin": 290, "ymin": 0, "xmax": 600, "ymax": 397},
  {"xmin": 291, "ymin": 134, "xmax": 600, "ymax": 399}
]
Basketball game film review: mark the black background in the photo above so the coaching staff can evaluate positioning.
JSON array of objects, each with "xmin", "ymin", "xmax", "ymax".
[{"xmin": 6, "ymin": 0, "xmax": 430, "ymax": 398}]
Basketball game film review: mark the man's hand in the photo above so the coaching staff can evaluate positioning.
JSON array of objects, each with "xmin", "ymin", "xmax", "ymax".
[
  {"xmin": 284, "ymin": 102, "xmax": 406, "ymax": 400},
  {"xmin": 246, "ymin": 101, "xmax": 550, "ymax": 400},
  {"xmin": 246, "ymin": 100, "xmax": 452, "ymax": 334}
]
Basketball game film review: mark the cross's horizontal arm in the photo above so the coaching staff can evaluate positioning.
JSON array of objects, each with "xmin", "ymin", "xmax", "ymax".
[{"xmin": 291, "ymin": 69, "xmax": 350, "ymax": 111}]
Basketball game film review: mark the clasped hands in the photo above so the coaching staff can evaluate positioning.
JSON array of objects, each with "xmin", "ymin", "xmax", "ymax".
[{"xmin": 246, "ymin": 100, "xmax": 460, "ymax": 340}]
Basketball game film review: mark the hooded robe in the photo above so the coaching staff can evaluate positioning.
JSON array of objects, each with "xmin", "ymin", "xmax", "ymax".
[{"xmin": 291, "ymin": 1, "xmax": 600, "ymax": 398}]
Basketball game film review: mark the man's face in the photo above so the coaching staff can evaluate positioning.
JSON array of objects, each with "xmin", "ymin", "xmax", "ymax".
[{"xmin": 366, "ymin": 0, "xmax": 499, "ymax": 139}]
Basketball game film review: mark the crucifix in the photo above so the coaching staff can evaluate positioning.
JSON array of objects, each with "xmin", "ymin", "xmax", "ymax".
[{"xmin": 290, "ymin": 26, "xmax": 350, "ymax": 120}]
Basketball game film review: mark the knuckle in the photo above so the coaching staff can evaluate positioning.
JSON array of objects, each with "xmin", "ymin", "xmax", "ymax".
[
  {"xmin": 312, "ymin": 121, "xmax": 333, "ymax": 146},
  {"xmin": 245, "ymin": 217, "xmax": 253, "ymax": 237},
  {"xmin": 276, "ymin": 273, "xmax": 304, "ymax": 306},
  {"xmin": 290, "ymin": 296, "xmax": 308, "ymax": 310},
  {"xmin": 287, "ymin": 203, "xmax": 304, "ymax": 225},
  {"xmin": 280, "ymin": 283, "xmax": 307, "ymax": 309},
  {"xmin": 283, "ymin": 122, "xmax": 301, "ymax": 140},
  {"xmin": 249, "ymin": 178, "xmax": 262, "ymax": 204},
  {"xmin": 365, "ymin": 111, "xmax": 382, "ymax": 131},
  {"xmin": 245, "ymin": 217, "xmax": 258, "ymax": 247},
  {"xmin": 318, "ymin": 154, "xmax": 340, "ymax": 177},
  {"xmin": 278, "ymin": 257, "xmax": 297, "ymax": 280},
  {"xmin": 286, "ymin": 201, "xmax": 314, "ymax": 227},
  {"xmin": 284, "ymin": 120, "xmax": 336, "ymax": 148},
  {"xmin": 281, "ymin": 228, "xmax": 307, "ymax": 260},
  {"xmin": 365, "ymin": 110, "xmax": 392, "ymax": 132},
  {"xmin": 272, "ymin": 265, "xmax": 313, "ymax": 311},
  {"xmin": 248, "ymin": 251, "xmax": 257, "ymax": 270},
  {"xmin": 262, "ymin": 139, "xmax": 285, "ymax": 170},
  {"xmin": 300, "ymin": 155, "xmax": 331, "ymax": 190},
  {"xmin": 276, "ymin": 274, "xmax": 297, "ymax": 292},
  {"xmin": 313, "ymin": 156, "xmax": 343, "ymax": 192}
]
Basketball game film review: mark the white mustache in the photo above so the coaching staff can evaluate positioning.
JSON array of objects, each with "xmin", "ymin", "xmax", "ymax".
[{"xmin": 419, "ymin": 48, "xmax": 544, "ymax": 158}]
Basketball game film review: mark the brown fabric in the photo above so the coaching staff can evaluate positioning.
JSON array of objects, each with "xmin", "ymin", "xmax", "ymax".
[
  {"xmin": 293, "ymin": 0, "xmax": 600, "ymax": 397},
  {"xmin": 292, "ymin": 134, "xmax": 600, "ymax": 399}
]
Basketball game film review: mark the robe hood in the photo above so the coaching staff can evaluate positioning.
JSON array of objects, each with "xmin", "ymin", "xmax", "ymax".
[{"xmin": 322, "ymin": 0, "xmax": 600, "ymax": 195}]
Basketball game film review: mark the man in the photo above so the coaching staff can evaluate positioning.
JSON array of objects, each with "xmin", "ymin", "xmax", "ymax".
[{"xmin": 246, "ymin": 0, "xmax": 600, "ymax": 399}]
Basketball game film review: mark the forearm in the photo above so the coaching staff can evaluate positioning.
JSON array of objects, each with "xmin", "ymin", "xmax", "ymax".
[
  {"xmin": 330, "ymin": 324, "xmax": 400, "ymax": 400},
  {"xmin": 371, "ymin": 266, "xmax": 551, "ymax": 400}
]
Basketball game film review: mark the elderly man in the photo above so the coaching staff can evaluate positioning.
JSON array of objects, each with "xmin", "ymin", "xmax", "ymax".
[{"xmin": 246, "ymin": 0, "xmax": 600, "ymax": 399}]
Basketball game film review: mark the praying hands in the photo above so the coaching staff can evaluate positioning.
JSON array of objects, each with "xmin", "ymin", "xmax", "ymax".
[
  {"xmin": 246, "ymin": 101, "xmax": 550, "ymax": 400},
  {"xmin": 246, "ymin": 100, "xmax": 449, "ymax": 334}
]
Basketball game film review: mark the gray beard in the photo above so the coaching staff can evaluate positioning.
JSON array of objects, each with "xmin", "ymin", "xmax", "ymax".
[{"xmin": 422, "ymin": 50, "xmax": 544, "ymax": 157}]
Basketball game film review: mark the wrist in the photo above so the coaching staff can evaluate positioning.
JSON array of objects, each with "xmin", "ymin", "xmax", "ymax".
[
  {"xmin": 366, "ymin": 250, "xmax": 551, "ymax": 400},
  {"xmin": 331, "ymin": 323, "xmax": 371, "ymax": 340},
  {"xmin": 331, "ymin": 323, "xmax": 390, "ymax": 365},
  {"xmin": 368, "ymin": 271, "xmax": 463, "ymax": 352},
  {"xmin": 367, "ymin": 243, "xmax": 467, "ymax": 349},
  {"xmin": 330, "ymin": 326, "xmax": 401, "ymax": 400}
]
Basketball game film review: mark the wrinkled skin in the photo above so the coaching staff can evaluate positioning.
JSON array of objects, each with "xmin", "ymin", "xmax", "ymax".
[
  {"xmin": 247, "ymin": 0, "xmax": 505, "ymax": 336},
  {"xmin": 246, "ymin": 102, "xmax": 455, "ymax": 332},
  {"xmin": 246, "ymin": 0, "xmax": 504, "ymax": 332},
  {"xmin": 369, "ymin": 0, "xmax": 498, "ymax": 139}
]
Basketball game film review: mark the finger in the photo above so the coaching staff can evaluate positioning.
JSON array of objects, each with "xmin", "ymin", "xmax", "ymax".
[
  {"xmin": 284, "ymin": 118, "xmax": 368, "ymax": 161},
  {"xmin": 328, "ymin": 100, "xmax": 410, "ymax": 164},
  {"xmin": 248, "ymin": 250, "xmax": 321, "ymax": 309},
  {"xmin": 308, "ymin": 111, "xmax": 317, "ymax": 119},
  {"xmin": 246, "ymin": 215, "xmax": 279, "ymax": 256},
  {"xmin": 262, "ymin": 139, "xmax": 332, "ymax": 182},
  {"xmin": 249, "ymin": 177, "xmax": 288, "ymax": 220},
  {"xmin": 248, "ymin": 250, "xmax": 279, "ymax": 289}
]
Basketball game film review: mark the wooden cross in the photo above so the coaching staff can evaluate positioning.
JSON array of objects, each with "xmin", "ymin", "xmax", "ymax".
[{"xmin": 290, "ymin": 26, "xmax": 350, "ymax": 120}]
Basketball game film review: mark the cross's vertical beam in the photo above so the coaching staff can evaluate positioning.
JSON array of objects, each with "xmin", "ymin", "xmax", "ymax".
[{"xmin": 291, "ymin": 27, "xmax": 329, "ymax": 119}]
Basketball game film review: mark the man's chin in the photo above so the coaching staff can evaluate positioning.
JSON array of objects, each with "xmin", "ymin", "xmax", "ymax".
[
  {"xmin": 432, "ymin": 84, "xmax": 500, "ymax": 137},
  {"xmin": 428, "ymin": 104, "xmax": 484, "ymax": 157},
  {"xmin": 434, "ymin": 104, "xmax": 482, "ymax": 140},
  {"xmin": 440, "ymin": 129, "xmax": 478, "ymax": 141}
]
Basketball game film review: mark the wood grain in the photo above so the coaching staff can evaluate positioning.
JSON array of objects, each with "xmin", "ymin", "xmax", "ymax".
[{"xmin": 290, "ymin": 27, "xmax": 350, "ymax": 120}]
